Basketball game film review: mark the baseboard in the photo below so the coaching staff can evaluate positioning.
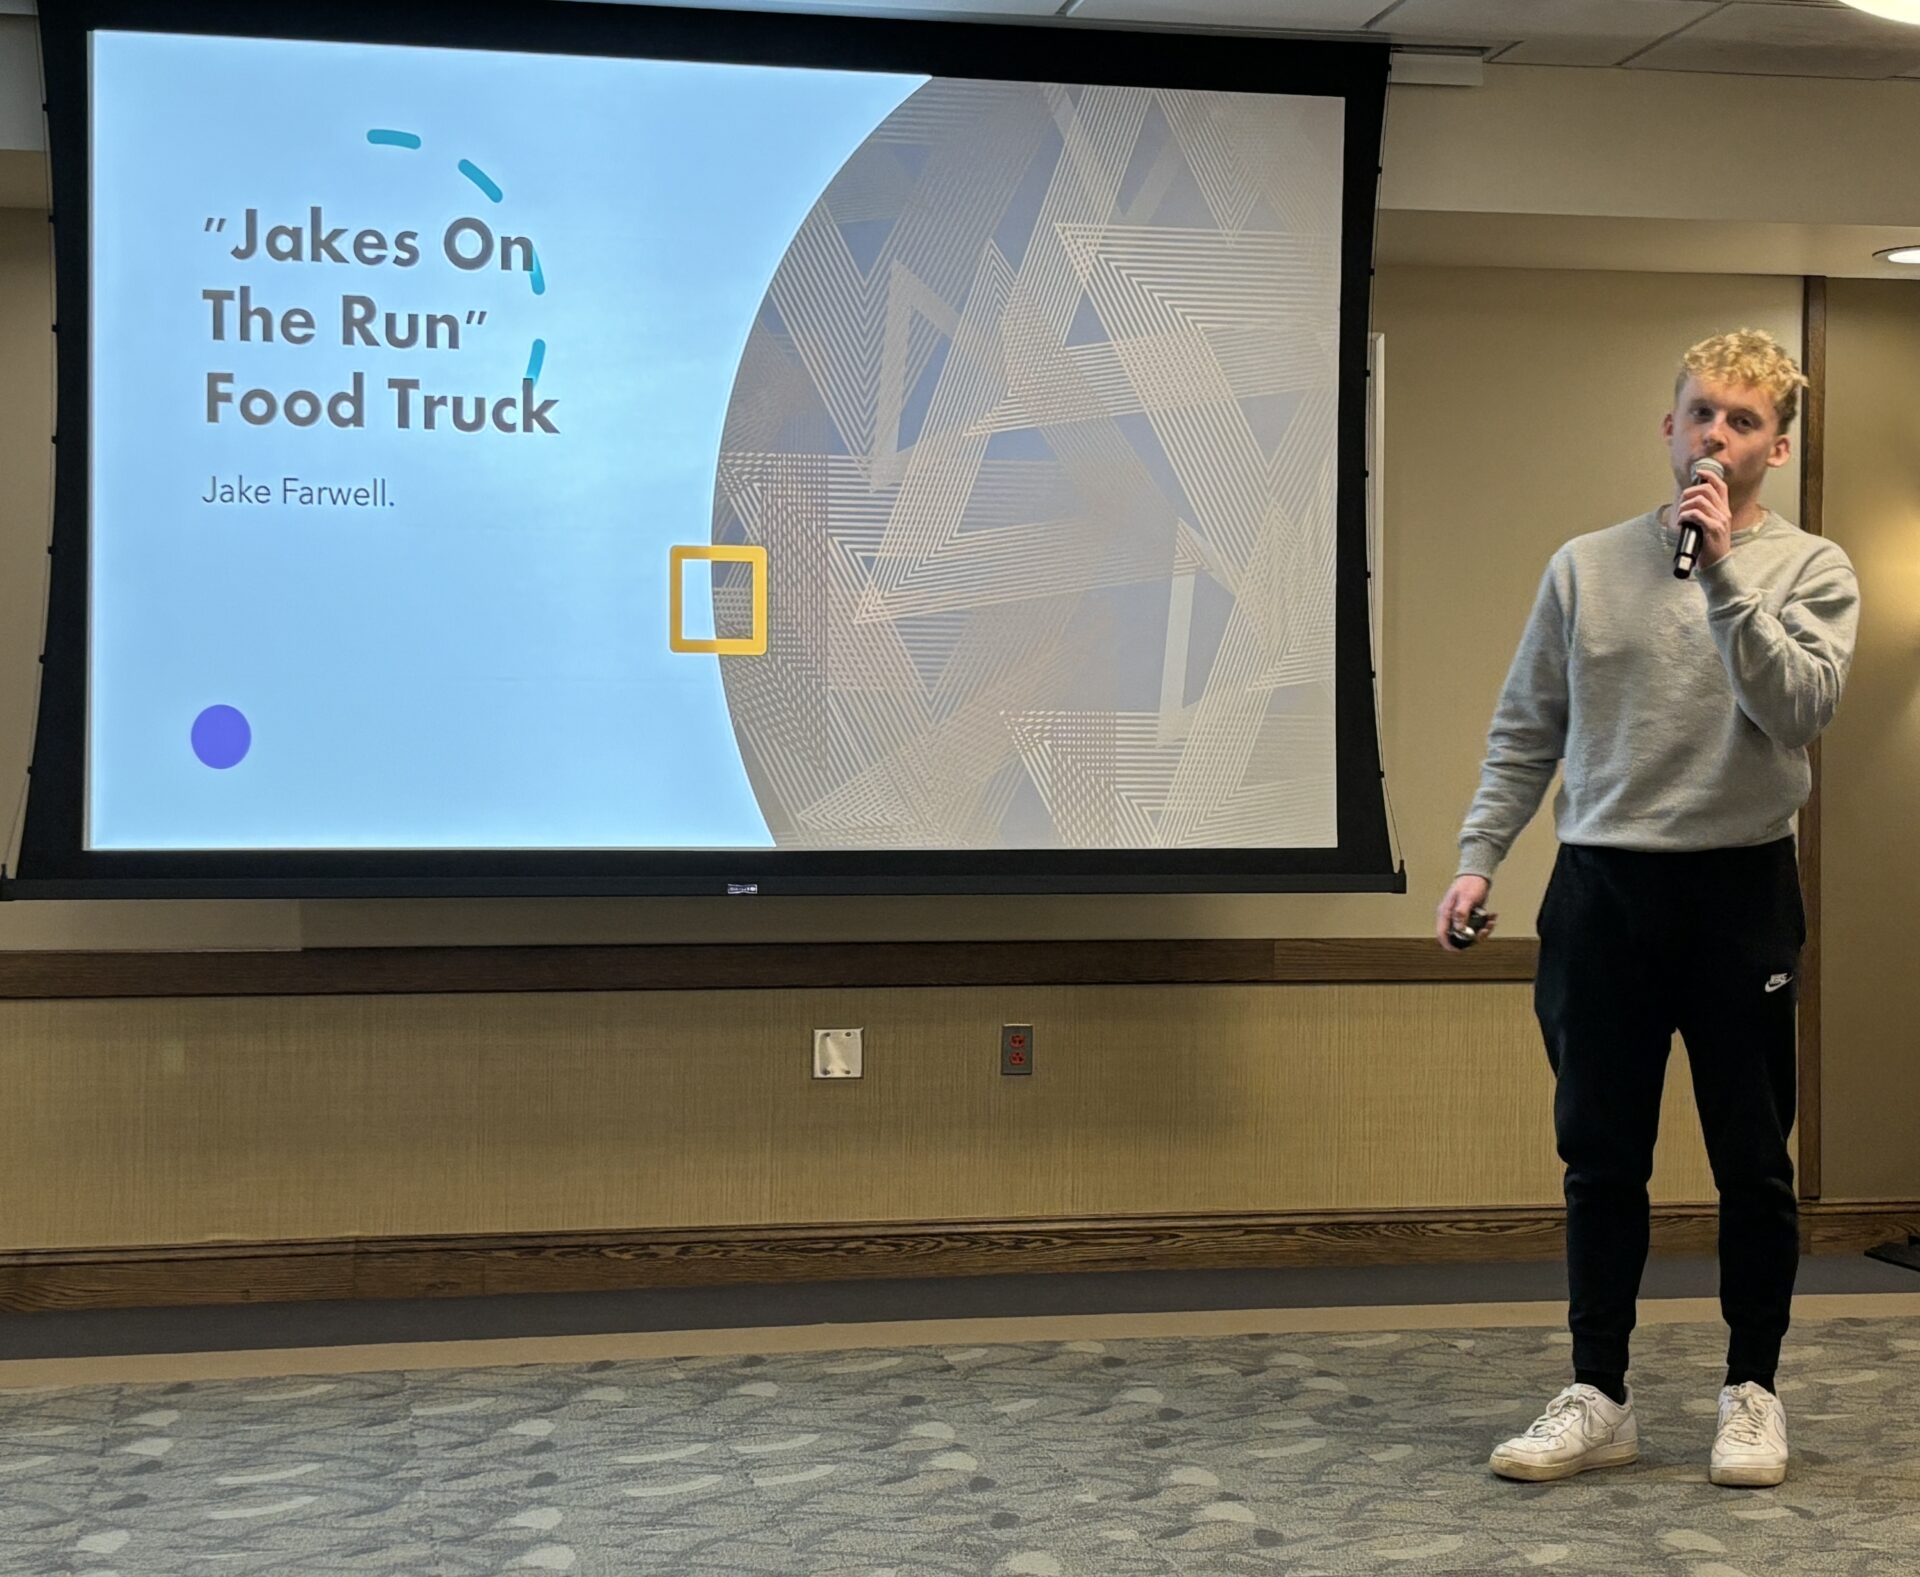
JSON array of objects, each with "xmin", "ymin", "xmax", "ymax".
[{"xmin": 7, "ymin": 1201, "xmax": 1916, "ymax": 1313}]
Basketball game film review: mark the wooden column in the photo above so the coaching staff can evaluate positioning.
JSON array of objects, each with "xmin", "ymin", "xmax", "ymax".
[{"xmin": 1798, "ymin": 275, "xmax": 1826, "ymax": 1201}]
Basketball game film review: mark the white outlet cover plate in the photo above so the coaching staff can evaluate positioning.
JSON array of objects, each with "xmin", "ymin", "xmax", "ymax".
[{"xmin": 813, "ymin": 1027, "xmax": 863, "ymax": 1078}]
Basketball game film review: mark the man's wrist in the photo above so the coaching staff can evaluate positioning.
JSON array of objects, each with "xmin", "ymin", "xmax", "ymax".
[
  {"xmin": 1697, "ymin": 547, "xmax": 1759, "ymax": 607},
  {"xmin": 1455, "ymin": 842, "xmax": 1499, "ymax": 883}
]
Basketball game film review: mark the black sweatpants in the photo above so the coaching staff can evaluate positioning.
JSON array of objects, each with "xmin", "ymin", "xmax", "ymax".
[{"xmin": 1533, "ymin": 837, "xmax": 1805, "ymax": 1379}]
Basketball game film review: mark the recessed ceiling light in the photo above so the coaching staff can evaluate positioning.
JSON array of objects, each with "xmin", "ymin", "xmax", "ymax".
[
  {"xmin": 1874, "ymin": 246, "xmax": 1920, "ymax": 265},
  {"xmin": 1840, "ymin": 1, "xmax": 1920, "ymax": 24}
]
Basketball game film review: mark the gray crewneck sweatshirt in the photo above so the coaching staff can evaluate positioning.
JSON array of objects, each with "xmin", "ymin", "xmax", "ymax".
[{"xmin": 1456, "ymin": 508, "xmax": 1858, "ymax": 881}]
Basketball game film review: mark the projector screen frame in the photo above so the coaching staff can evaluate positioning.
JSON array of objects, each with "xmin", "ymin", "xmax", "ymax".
[{"xmin": 11, "ymin": 0, "xmax": 1402, "ymax": 900}]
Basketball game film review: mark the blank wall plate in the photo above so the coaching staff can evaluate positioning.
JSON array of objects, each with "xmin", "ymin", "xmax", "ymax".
[{"xmin": 813, "ymin": 1027, "xmax": 863, "ymax": 1079}]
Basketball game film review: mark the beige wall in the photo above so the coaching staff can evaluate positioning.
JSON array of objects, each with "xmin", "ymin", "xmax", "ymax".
[
  {"xmin": 3, "ymin": 58, "xmax": 1916, "ymax": 1243},
  {"xmin": 1, "ymin": 983, "xmax": 1727, "ymax": 1249},
  {"xmin": 6, "ymin": 254, "xmax": 1855, "ymax": 1249},
  {"xmin": 1382, "ymin": 66, "xmax": 1920, "ymax": 230},
  {"xmin": 0, "ymin": 207, "xmax": 48, "ymax": 893}
]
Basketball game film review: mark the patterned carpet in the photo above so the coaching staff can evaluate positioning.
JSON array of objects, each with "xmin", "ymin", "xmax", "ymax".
[{"xmin": 4, "ymin": 1315, "xmax": 1917, "ymax": 1575}]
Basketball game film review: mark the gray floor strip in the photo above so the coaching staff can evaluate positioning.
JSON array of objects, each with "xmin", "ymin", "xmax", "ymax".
[{"xmin": 5, "ymin": 1252, "xmax": 1915, "ymax": 1361}]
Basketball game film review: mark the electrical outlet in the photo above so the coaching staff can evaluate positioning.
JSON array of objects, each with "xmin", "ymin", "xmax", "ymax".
[
  {"xmin": 813, "ymin": 1027, "xmax": 863, "ymax": 1078},
  {"xmin": 1001, "ymin": 1023, "xmax": 1033, "ymax": 1076}
]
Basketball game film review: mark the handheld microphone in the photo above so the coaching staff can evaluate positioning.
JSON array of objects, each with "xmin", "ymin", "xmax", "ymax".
[{"xmin": 1673, "ymin": 456, "xmax": 1726, "ymax": 580}]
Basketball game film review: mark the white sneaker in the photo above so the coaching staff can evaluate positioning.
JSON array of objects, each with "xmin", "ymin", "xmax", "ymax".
[
  {"xmin": 1711, "ymin": 1381, "xmax": 1789, "ymax": 1487},
  {"xmin": 1488, "ymin": 1382, "xmax": 1639, "ymax": 1482}
]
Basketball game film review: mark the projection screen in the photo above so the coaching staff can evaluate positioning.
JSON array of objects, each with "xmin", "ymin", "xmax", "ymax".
[{"xmin": 8, "ymin": 0, "xmax": 1399, "ymax": 897}]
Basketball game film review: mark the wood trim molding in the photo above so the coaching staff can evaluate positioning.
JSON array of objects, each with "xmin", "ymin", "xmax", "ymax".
[
  {"xmin": 1798, "ymin": 274, "xmax": 1828, "ymax": 1201},
  {"xmin": 5, "ymin": 1202, "xmax": 1913, "ymax": 1313},
  {"xmin": 0, "ymin": 936, "xmax": 1540, "ymax": 1000}
]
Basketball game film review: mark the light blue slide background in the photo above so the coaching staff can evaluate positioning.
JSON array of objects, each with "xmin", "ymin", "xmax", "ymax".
[{"xmin": 89, "ymin": 31, "xmax": 923, "ymax": 849}]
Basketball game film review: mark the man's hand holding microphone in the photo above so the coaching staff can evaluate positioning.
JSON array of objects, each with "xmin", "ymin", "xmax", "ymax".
[{"xmin": 1673, "ymin": 454, "xmax": 1733, "ymax": 578}]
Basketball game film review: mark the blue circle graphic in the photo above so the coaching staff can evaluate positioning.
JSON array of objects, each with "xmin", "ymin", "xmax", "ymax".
[{"xmin": 191, "ymin": 705, "xmax": 251, "ymax": 769}]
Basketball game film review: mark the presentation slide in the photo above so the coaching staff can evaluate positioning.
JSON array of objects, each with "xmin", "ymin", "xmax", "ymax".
[{"xmin": 87, "ymin": 29, "xmax": 1345, "ymax": 853}]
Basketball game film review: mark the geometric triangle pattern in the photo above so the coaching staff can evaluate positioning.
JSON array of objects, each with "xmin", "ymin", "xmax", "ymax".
[{"xmin": 713, "ymin": 79, "xmax": 1344, "ymax": 848}]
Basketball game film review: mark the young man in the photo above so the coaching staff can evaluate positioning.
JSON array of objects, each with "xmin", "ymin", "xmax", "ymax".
[{"xmin": 1435, "ymin": 329, "xmax": 1859, "ymax": 1488}]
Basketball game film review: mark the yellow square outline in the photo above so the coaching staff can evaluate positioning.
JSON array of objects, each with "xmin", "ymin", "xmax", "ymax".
[{"xmin": 669, "ymin": 544, "xmax": 768, "ymax": 656}]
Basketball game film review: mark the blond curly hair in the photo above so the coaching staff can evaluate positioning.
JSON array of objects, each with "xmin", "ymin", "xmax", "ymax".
[{"xmin": 1674, "ymin": 328, "xmax": 1807, "ymax": 433}]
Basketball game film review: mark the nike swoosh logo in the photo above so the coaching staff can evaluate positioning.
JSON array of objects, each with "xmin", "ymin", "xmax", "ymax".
[{"xmin": 1765, "ymin": 974, "xmax": 1792, "ymax": 993}]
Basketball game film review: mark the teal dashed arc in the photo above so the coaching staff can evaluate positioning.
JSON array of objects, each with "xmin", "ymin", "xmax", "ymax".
[
  {"xmin": 371, "ymin": 140, "xmax": 547, "ymax": 357},
  {"xmin": 458, "ymin": 158, "xmax": 504, "ymax": 202}
]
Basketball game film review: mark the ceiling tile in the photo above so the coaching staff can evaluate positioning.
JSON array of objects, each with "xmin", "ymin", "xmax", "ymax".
[
  {"xmin": 1384, "ymin": 0, "xmax": 1709, "ymax": 47},
  {"xmin": 1068, "ymin": 1, "xmax": 1391, "ymax": 31},
  {"xmin": 1630, "ymin": 1, "xmax": 1920, "ymax": 78},
  {"xmin": 1381, "ymin": 0, "xmax": 1714, "ymax": 65},
  {"xmin": 1494, "ymin": 34, "xmax": 1685, "ymax": 67}
]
